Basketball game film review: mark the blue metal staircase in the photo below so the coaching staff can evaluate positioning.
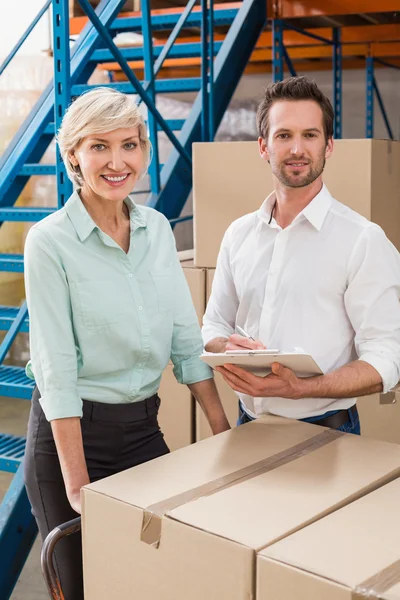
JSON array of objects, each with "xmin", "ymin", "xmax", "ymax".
[{"xmin": 0, "ymin": 0, "xmax": 266, "ymax": 596}]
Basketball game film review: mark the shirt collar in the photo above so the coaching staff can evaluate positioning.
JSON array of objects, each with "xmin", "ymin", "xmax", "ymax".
[
  {"xmin": 257, "ymin": 183, "xmax": 333, "ymax": 231},
  {"xmin": 64, "ymin": 191, "xmax": 147, "ymax": 242},
  {"xmin": 301, "ymin": 184, "xmax": 333, "ymax": 231}
]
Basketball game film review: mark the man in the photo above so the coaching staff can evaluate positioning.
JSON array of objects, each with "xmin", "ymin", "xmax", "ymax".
[{"xmin": 202, "ymin": 76, "xmax": 400, "ymax": 434}]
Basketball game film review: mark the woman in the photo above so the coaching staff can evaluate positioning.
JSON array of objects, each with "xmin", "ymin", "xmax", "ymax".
[{"xmin": 24, "ymin": 87, "xmax": 230, "ymax": 600}]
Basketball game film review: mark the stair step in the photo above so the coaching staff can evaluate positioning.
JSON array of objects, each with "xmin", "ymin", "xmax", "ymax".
[
  {"xmin": 0, "ymin": 434, "xmax": 26, "ymax": 473},
  {"xmin": 110, "ymin": 6, "xmax": 239, "ymax": 33},
  {"xmin": 72, "ymin": 79, "xmax": 201, "ymax": 95},
  {"xmin": 0, "ymin": 366, "xmax": 34, "ymax": 400},
  {"xmin": 91, "ymin": 41, "xmax": 222, "ymax": 64},
  {"xmin": 0, "ymin": 306, "xmax": 29, "ymax": 333},
  {"xmin": 0, "ymin": 255, "xmax": 24, "ymax": 273},
  {"xmin": 19, "ymin": 164, "xmax": 56, "ymax": 176},
  {"xmin": 0, "ymin": 207, "xmax": 56, "ymax": 222}
]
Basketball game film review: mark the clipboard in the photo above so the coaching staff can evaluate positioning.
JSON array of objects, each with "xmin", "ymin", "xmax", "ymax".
[{"xmin": 200, "ymin": 351, "xmax": 323, "ymax": 377}]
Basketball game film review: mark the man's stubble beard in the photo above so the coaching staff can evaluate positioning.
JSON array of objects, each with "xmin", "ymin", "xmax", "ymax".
[{"xmin": 270, "ymin": 147, "xmax": 327, "ymax": 189}]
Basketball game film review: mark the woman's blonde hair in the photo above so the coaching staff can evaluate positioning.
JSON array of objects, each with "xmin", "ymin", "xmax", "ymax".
[{"xmin": 57, "ymin": 87, "xmax": 152, "ymax": 187}]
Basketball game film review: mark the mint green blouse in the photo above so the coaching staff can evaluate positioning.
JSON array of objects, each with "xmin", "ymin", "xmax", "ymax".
[{"xmin": 24, "ymin": 192, "xmax": 212, "ymax": 421}]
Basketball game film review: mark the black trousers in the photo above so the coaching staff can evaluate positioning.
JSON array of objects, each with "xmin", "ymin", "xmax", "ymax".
[{"xmin": 24, "ymin": 387, "xmax": 169, "ymax": 600}]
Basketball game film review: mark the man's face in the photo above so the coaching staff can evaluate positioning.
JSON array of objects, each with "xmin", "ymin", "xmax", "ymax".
[{"xmin": 259, "ymin": 100, "xmax": 333, "ymax": 188}]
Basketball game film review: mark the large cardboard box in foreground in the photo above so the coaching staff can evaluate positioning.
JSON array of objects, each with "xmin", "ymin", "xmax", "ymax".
[
  {"xmin": 257, "ymin": 477, "xmax": 400, "ymax": 600},
  {"xmin": 82, "ymin": 417, "xmax": 400, "ymax": 599},
  {"xmin": 157, "ymin": 263, "xmax": 205, "ymax": 451},
  {"xmin": 193, "ymin": 139, "xmax": 400, "ymax": 267}
]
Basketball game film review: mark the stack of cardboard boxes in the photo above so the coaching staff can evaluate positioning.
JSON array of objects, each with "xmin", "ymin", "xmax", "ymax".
[
  {"xmin": 159, "ymin": 139, "xmax": 400, "ymax": 451},
  {"xmin": 82, "ymin": 416, "xmax": 400, "ymax": 599}
]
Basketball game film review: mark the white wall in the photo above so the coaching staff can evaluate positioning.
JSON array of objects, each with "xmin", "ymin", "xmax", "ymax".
[{"xmin": 0, "ymin": 0, "xmax": 50, "ymax": 57}]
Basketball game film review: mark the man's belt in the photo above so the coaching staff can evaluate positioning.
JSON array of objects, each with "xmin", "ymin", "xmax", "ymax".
[{"xmin": 316, "ymin": 405, "xmax": 358, "ymax": 429}]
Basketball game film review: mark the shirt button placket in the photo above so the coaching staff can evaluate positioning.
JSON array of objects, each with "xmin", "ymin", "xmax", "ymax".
[
  {"xmin": 259, "ymin": 231, "xmax": 287, "ymax": 342},
  {"xmin": 126, "ymin": 269, "xmax": 151, "ymax": 398}
]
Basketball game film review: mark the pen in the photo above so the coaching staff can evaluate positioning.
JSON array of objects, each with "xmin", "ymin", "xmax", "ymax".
[{"xmin": 236, "ymin": 325, "xmax": 256, "ymax": 341}]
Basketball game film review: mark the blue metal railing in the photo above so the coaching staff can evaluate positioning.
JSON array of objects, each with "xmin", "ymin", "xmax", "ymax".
[
  {"xmin": 142, "ymin": 0, "xmax": 160, "ymax": 197},
  {"xmin": 53, "ymin": 0, "xmax": 73, "ymax": 207},
  {"xmin": 0, "ymin": 302, "xmax": 28, "ymax": 366}
]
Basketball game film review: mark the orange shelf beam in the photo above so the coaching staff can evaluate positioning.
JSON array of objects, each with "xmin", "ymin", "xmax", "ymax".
[
  {"xmin": 269, "ymin": 0, "xmax": 400, "ymax": 19},
  {"xmin": 97, "ymin": 40, "xmax": 400, "ymax": 74},
  {"xmin": 139, "ymin": 24, "xmax": 400, "ymax": 48}
]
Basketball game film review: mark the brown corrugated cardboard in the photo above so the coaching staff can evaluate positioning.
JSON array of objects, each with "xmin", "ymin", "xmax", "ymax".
[
  {"xmin": 157, "ymin": 265, "xmax": 205, "ymax": 451},
  {"xmin": 196, "ymin": 268, "xmax": 240, "ymax": 440},
  {"xmin": 193, "ymin": 140, "xmax": 400, "ymax": 267},
  {"xmin": 82, "ymin": 417, "xmax": 400, "ymax": 600},
  {"xmin": 358, "ymin": 392, "xmax": 400, "ymax": 445},
  {"xmin": 157, "ymin": 363, "xmax": 193, "ymax": 451},
  {"xmin": 257, "ymin": 477, "xmax": 400, "ymax": 600}
]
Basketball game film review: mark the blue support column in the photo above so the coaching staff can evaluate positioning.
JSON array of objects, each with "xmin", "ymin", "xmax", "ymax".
[
  {"xmin": 0, "ymin": 302, "xmax": 28, "ymax": 364},
  {"xmin": 332, "ymin": 28, "xmax": 342, "ymax": 139},
  {"xmin": 282, "ymin": 46, "xmax": 297, "ymax": 77},
  {"xmin": 141, "ymin": 0, "xmax": 161, "ymax": 196},
  {"xmin": 201, "ymin": 0, "xmax": 209, "ymax": 141},
  {"xmin": 366, "ymin": 56, "xmax": 374, "ymax": 138},
  {"xmin": 209, "ymin": 0, "xmax": 215, "ymax": 140},
  {"xmin": 373, "ymin": 76, "xmax": 394, "ymax": 140},
  {"xmin": 272, "ymin": 20, "xmax": 284, "ymax": 83},
  {"xmin": 52, "ymin": 0, "xmax": 73, "ymax": 207}
]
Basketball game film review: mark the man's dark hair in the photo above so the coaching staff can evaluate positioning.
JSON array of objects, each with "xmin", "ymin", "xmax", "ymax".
[{"xmin": 256, "ymin": 76, "xmax": 334, "ymax": 143}]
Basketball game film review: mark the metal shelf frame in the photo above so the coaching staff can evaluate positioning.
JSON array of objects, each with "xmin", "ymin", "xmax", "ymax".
[
  {"xmin": 365, "ymin": 55, "xmax": 397, "ymax": 139},
  {"xmin": 272, "ymin": 18, "xmax": 343, "ymax": 138}
]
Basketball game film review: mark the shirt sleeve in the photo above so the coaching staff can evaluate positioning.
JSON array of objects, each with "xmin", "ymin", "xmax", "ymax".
[
  {"xmin": 202, "ymin": 225, "xmax": 239, "ymax": 346},
  {"xmin": 24, "ymin": 227, "xmax": 82, "ymax": 420},
  {"xmin": 165, "ymin": 228, "xmax": 212, "ymax": 385},
  {"xmin": 344, "ymin": 224, "xmax": 400, "ymax": 392}
]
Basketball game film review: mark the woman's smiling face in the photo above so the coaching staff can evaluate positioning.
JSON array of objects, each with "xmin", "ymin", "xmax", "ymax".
[{"xmin": 69, "ymin": 126, "xmax": 145, "ymax": 202}]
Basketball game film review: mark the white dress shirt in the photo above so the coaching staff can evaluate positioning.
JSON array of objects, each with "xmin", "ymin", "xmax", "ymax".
[{"xmin": 202, "ymin": 184, "xmax": 400, "ymax": 419}]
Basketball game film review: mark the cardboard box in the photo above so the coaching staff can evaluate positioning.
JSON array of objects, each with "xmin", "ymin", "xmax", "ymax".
[
  {"xmin": 193, "ymin": 140, "xmax": 400, "ymax": 267},
  {"xmin": 257, "ymin": 477, "xmax": 400, "ymax": 600},
  {"xmin": 82, "ymin": 417, "xmax": 400, "ymax": 599},
  {"xmin": 358, "ymin": 391, "xmax": 400, "ymax": 445},
  {"xmin": 157, "ymin": 263, "xmax": 205, "ymax": 451},
  {"xmin": 157, "ymin": 363, "xmax": 194, "ymax": 451},
  {"xmin": 196, "ymin": 268, "xmax": 240, "ymax": 440}
]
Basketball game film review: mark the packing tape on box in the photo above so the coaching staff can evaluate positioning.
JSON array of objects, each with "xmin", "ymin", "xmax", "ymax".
[
  {"xmin": 353, "ymin": 559, "xmax": 400, "ymax": 599},
  {"xmin": 141, "ymin": 428, "xmax": 343, "ymax": 548}
]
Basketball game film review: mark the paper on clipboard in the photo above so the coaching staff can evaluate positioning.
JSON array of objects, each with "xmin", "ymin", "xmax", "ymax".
[{"xmin": 200, "ymin": 350, "xmax": 323, "ymax": 377}]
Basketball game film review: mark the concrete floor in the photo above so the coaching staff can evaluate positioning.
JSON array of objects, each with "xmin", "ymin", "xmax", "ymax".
[{"xmin": 0, "ymin": 396, "xmax": 48, "ymax": 599}]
